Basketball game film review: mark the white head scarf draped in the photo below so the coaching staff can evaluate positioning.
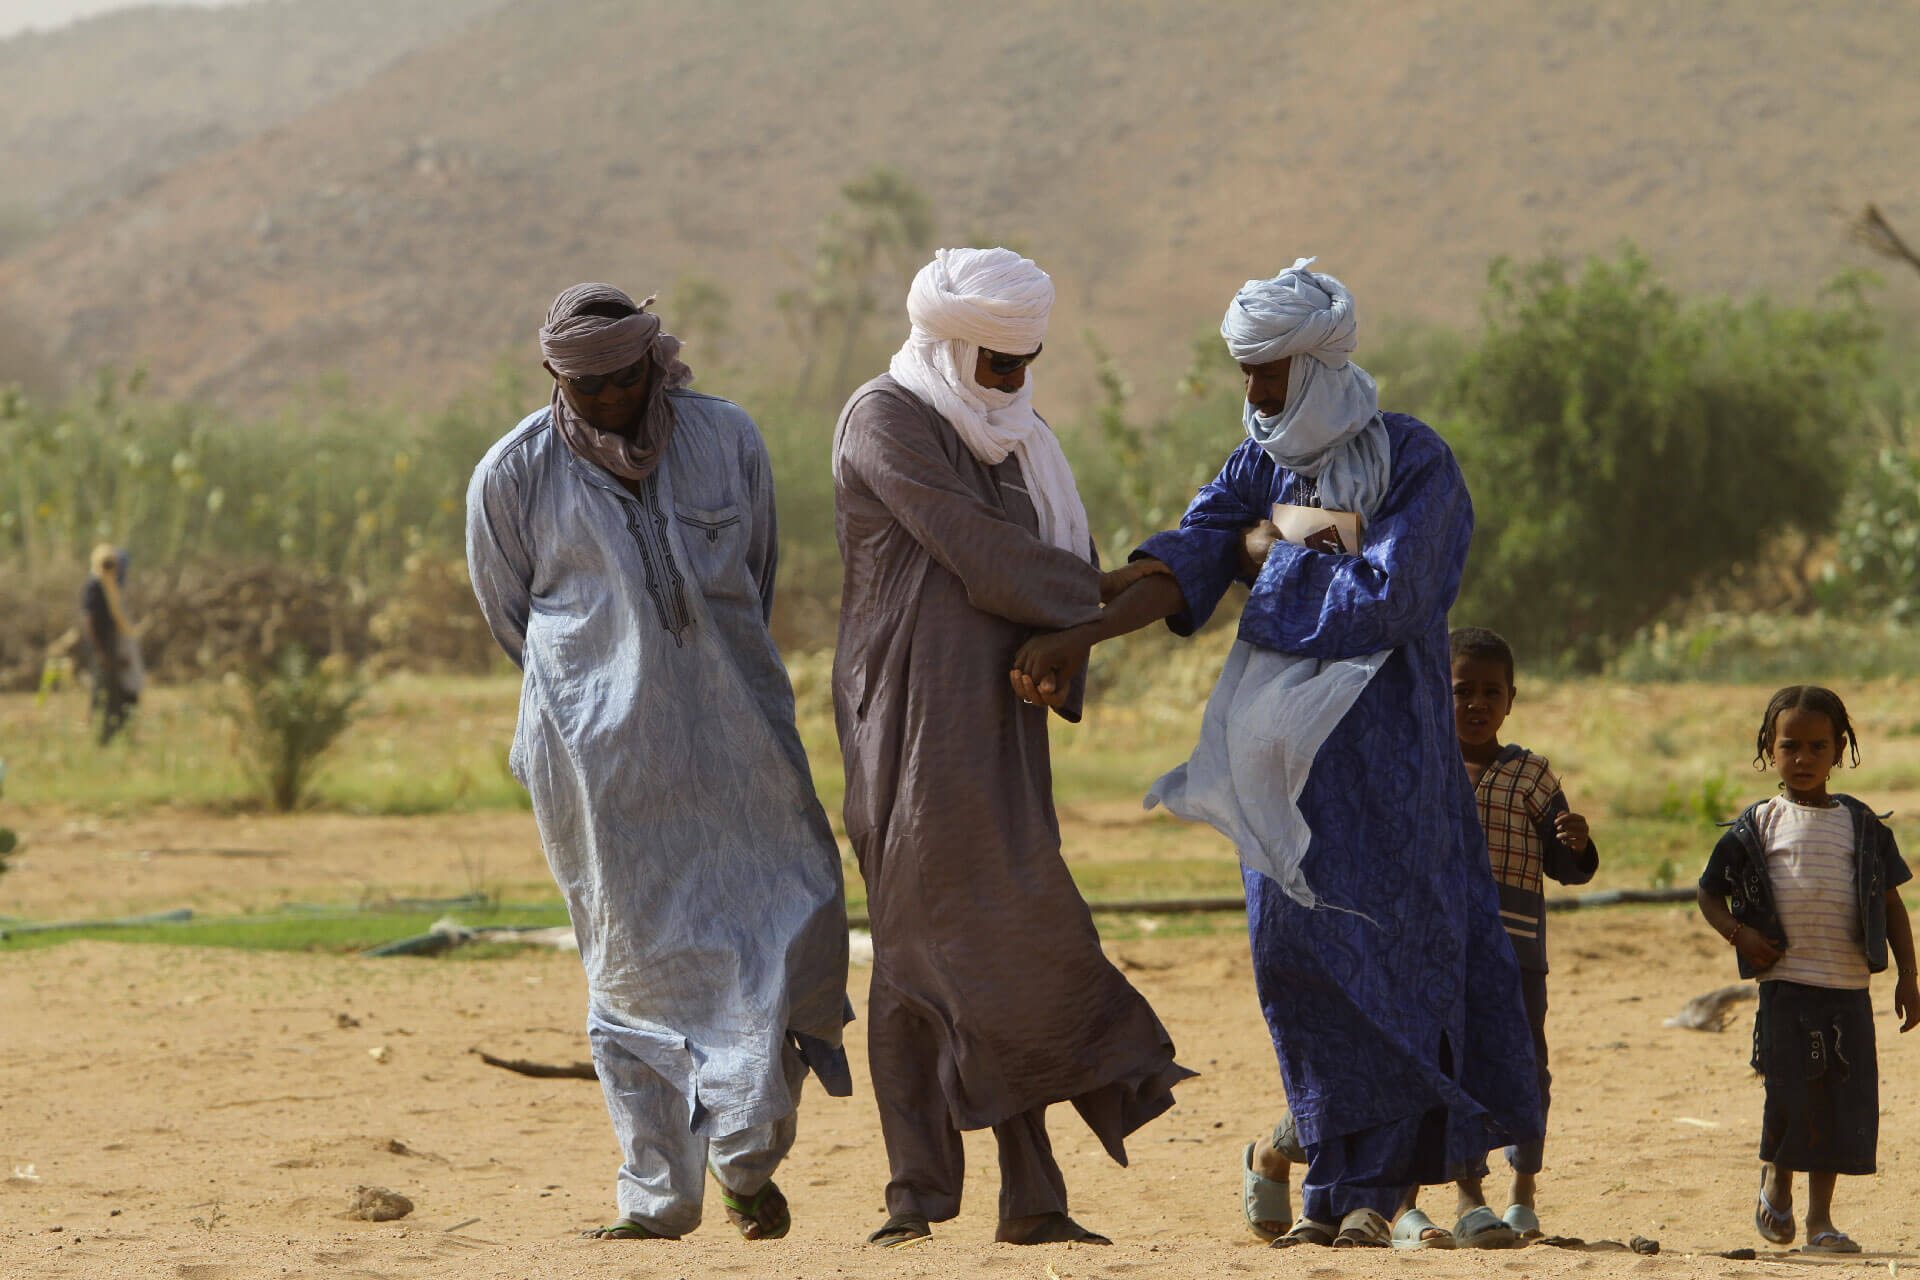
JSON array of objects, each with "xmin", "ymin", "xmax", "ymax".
[
  {"xmin": 1146, "ymin": 257, "xmax": 1396, "ymax": 911},
  {"xmin": 885, "ymin": 247, "xmax": 1091, "ymax": 559},
  {"xmin": 1222, "ymin": 257, "xmax": 1391, "ymax": 523}
]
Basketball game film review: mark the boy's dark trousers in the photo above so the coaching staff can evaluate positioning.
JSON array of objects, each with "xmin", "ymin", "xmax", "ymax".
[{"xmin": 1503, "ymin": 969, "xmax": 1550, "ymax": 1174}]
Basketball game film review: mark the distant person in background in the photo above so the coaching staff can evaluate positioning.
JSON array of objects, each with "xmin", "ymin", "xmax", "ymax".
[
  {"xmin": 831, "ymin": 247, "xmax": 1192, "ymax": 1248},
  {"xmin": 1012, "ymin": 258, "xmax": 1541, "ymax": 1248},
  {"xmin": 466, "ymin": 283, "xmax": 850, "ymax": 1243},
  {"xmin": 81, "ymin": 543, "xmax": 142, "ymax": 744}
]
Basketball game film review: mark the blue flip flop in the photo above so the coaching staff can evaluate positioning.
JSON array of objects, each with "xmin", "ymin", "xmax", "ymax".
[
  {"xmin": 1455, "ymin": 1205, "xmax": 1521, "ymax": 1249},
  {"xmin": 1503, "ymin": 1204, "xmax": 1542, "ymax": 1239},
  {"xmin": 1393, "ymin": 1208, "xmax": 1456, "ymax": 1250},
  {"xmin": 1242, "ymin": 1142, "xmax": 1292, "ymax": 1241},
  {"xmin": 1755, "ymin": 1172, "xmax": 1794, "ymax": 1246},
  {"xmin": 1803, "ymin": 1230, "xmax": 1860, "ymax": 1254}
]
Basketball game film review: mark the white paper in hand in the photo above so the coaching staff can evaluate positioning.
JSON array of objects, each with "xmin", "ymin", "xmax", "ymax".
[{"xmin": 1271, "ymin": 503, "xmax": 1362, "ymax": 553}]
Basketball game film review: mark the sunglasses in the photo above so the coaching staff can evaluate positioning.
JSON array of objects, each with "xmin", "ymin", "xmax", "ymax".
[
  {"xmin": 566, "ymin": 357, "xmax": 650, "ymax": 397},
  {"xmin": 983, "ymin": 344, "xmax": 1042, "ymax": 377}
]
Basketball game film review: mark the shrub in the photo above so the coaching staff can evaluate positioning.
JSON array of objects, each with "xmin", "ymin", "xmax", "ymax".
[
  {"xmin": 221, "ymin": 647, "xmax": 364, "ymax": 811},
  {"xmin": 1608, "ymin": 612, "xmax": 1920, "ymax": 684},
  {"xmin": 1443, "ymin": 245, "xmax": 1880, "ymax": 669},
  {"xmin": 1819, "ymin": 435, "xmax": 1920, "ymax": 619}
]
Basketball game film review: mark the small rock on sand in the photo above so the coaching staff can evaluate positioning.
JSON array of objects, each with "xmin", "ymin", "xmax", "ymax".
[{"xmin": 346, "ymin": 1186, "xmax": 413, "ymax": 1221}]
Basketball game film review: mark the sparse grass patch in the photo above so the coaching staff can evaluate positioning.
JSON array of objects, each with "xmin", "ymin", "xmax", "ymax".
[
  {"xmin": 1, "ymin": 674, "xmax": 527, "ymax": 814},
  {"xmin": 0, "ymin": 902, "xmax": 571, "ymax": 955},
  {"xmin": 11, "ymin": 668, "xmax": 1920, "ymax": 909}
]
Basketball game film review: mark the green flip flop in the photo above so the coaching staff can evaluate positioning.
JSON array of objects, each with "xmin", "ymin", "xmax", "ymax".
[
  {"xmin": 581, "ymin": 1217, "xmax": 677, "ymax": 1240},
  {"xmin": 714, "ymin": 1177, "xmax": 790, "ymax": 1241}
]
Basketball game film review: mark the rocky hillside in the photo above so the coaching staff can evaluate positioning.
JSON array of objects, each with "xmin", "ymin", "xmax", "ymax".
[
  {"xmin": 0, "ymin": 0, "xmax": 506, "ymax": 235},
  {"xmin": 2, "ymin": 0, "xmax": 1915, "ymax": 409}
]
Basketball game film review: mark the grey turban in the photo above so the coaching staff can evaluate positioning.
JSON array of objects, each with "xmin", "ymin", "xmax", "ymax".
[{"xmin": 539, "ymin": 283, "xmax": 692, "ymax": 483}]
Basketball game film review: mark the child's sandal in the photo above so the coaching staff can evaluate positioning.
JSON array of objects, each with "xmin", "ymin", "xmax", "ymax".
[{"xmin": 1754, "ymin": 1173, "xmax": 1794, "ymax": 1246}]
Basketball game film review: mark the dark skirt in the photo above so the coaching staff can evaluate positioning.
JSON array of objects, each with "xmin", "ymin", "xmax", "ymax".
[{"xmin": 1752, "ymin": 980, "xmax": 1877, "ymax": 1174}]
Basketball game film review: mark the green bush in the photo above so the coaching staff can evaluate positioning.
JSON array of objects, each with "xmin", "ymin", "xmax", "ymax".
[
  {"xmin": 221, "ymin": 648, "xmax": 365, "ymax": 811},
  {"xmin": 1819, "ymin": 436, "xmax": 1920, "ymax": 619},
  {"xmin": 1443, "ymin": 245, "xmax": 1880, "ymax": 669},
  {"xmin": 1609, "ymin": 612, "xmax": 1920, "ymax": 683},
  {"xmin": 0, "ymin": 366, "xmax": 523, "ymax": 586}
]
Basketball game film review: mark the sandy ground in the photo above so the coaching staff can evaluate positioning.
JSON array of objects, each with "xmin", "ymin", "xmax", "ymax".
[
  {"xmin": 0, "ymin": 808, "xmax": 561, "ymax": 922},
  {"xmin": 3, "ymin": 814, "xmax": 1919, "ymax": 1279}
]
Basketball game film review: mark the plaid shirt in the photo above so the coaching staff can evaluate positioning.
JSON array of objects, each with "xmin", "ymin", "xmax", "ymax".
[{"xmin": 1474, "ymin": 744, "xmax": 1597, "ymax": 971}]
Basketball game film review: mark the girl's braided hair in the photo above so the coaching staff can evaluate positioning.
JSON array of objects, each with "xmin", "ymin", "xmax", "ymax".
[{"xmin": 1754, "ymin": 684, "xmax": 1861, "ymax": 770}]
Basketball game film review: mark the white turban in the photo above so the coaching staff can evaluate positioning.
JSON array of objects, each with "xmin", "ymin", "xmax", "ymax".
[
  {"xmin": 1222, "ymin": 257, "xmax": 1389, "ymax": 521},
  {"xmin": 885, "ymin": 247, "xmax": 1091, "ymax": 560}
]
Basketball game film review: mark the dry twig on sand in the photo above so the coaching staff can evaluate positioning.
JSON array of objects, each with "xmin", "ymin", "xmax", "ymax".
[{"xmin": 471, "ymin": 1048, "xmax": 596, "ymax": 1080}]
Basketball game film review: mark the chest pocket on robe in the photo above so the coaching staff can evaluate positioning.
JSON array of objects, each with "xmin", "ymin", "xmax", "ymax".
[{"xmin": 673, "ymin": 502, "xmax": 749, "ymax": 597}]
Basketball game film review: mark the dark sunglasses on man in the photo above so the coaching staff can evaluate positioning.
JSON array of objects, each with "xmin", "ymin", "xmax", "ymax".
[
  {"xmin": 566, "ymin": 356, "xmax": 651, "ymax": 397},
  {"xmin": 983, "ymin": 344, "xmax": 1042, "ymax": 377}
]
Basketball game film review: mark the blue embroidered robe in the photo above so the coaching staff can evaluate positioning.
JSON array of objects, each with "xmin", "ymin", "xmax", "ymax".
[{"xmin": 1136, "ymin": 412, "xmax": 1542, "ymax": 1172}]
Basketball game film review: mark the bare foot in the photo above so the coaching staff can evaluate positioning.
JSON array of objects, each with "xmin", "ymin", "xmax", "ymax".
[{"xmin": 1251, "ymin": 1133, "xmax": 1291, "ymax": 1182}]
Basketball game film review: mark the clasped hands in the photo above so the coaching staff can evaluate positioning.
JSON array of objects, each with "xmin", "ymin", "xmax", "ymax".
[
  {"xmin": 1006, "ymin": 562, "xmax": 1154, "ymax": 708},
  {"xmin": 1007, "ymin": 518, "xmax": 1344, "ymax": 708}
]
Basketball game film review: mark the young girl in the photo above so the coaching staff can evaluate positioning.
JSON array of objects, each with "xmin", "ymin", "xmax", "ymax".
[{"xmin": 1696, "ymin": 686, "xmax": 1918, "ymax": 1253}]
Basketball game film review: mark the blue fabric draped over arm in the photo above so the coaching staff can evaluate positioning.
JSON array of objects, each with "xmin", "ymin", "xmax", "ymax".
[{"xmin": 1238, "ymin": 423, "xmax": 1472, "ymax": 660}]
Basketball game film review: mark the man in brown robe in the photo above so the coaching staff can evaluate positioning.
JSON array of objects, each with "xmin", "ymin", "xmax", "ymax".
[{"xmin": 831, "ymin": 248, "xmax": 1193, "ymax": 1248}]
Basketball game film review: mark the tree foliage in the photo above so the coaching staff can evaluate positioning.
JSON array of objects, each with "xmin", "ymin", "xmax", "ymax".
[
  {"xmin": 1443, "ymin": 245, "xmax": 1880, "ymax": 669},
  {"xmin": 1819, "ymin": 437, "xmax": 1920, "ymax": 620},
  {"xmin": 775, "ymin": 167, "xmax": 934, "ymax": 404}
]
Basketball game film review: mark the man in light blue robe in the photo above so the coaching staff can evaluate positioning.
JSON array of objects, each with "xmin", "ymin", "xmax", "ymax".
[
  {"xmin": 1012, "ymin": 261, "xmax": 1542, "ymax": 1246},
  {"xmin": 466, "ymin": 283, "xmax": 849, "ymax": 1242}
]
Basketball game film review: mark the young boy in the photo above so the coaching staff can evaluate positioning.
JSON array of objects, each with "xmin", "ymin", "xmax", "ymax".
[
  {"xmin": 1436, "ymin": 625, "xmax": 1597, "ymax": 1242},
  {"xmin": 1253, "ymin": 627, "xmax": 1598, "ymax": 1248}
]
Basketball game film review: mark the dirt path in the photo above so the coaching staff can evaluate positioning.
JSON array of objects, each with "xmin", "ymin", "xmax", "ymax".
[
  {"xmin": 0, "ymin": 808, "xmax": 558, "ymax": 922},
  {"xmin": 4, "ymin": 903, "xmax": 1917, "ymax": 1279}
]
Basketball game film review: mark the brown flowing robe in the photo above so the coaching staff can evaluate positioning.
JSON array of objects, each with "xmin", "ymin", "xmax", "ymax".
[{"xmin": 832, "ymin": 374, "xmax": 1193, "ymax": 1167}]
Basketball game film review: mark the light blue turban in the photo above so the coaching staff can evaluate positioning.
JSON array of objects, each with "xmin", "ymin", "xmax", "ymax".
[{"xmin": 1221, "ymin": 257, "xmax": 1389, "ymax": 521}]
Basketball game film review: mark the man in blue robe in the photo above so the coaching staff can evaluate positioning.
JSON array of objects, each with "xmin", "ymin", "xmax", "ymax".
[
  {"xmin": 1011, "ymin": 260, "xmax": 1542, "ymax": 1247},
  {"xmin": 466, "ymin": 284, "xmax": 850, "ymax": 1242}
]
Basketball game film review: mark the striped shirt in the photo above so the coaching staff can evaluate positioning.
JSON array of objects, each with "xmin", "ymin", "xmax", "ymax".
[{"xmin": 1757, "ymin": 796, "xmax": 1869, "ymax": 990}]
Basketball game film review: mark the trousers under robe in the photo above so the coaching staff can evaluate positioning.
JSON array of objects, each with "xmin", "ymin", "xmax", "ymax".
[
  {"xmin": 591, "ymin": 1015, "xmax": 810, "ymax": 1236},
  {"xmin": 869, "ymin": 990, "xmax": 1069, "ymax": 1222}
]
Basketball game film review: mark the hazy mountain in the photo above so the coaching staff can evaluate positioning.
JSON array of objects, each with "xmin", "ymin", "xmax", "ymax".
[
  {"xmin": 2, "ymin": 0, "xmax": 1914, "ymax": 409},
  {"xmin": 0, "ymin": 0, "xmax": 506, "ymax": 233}
]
